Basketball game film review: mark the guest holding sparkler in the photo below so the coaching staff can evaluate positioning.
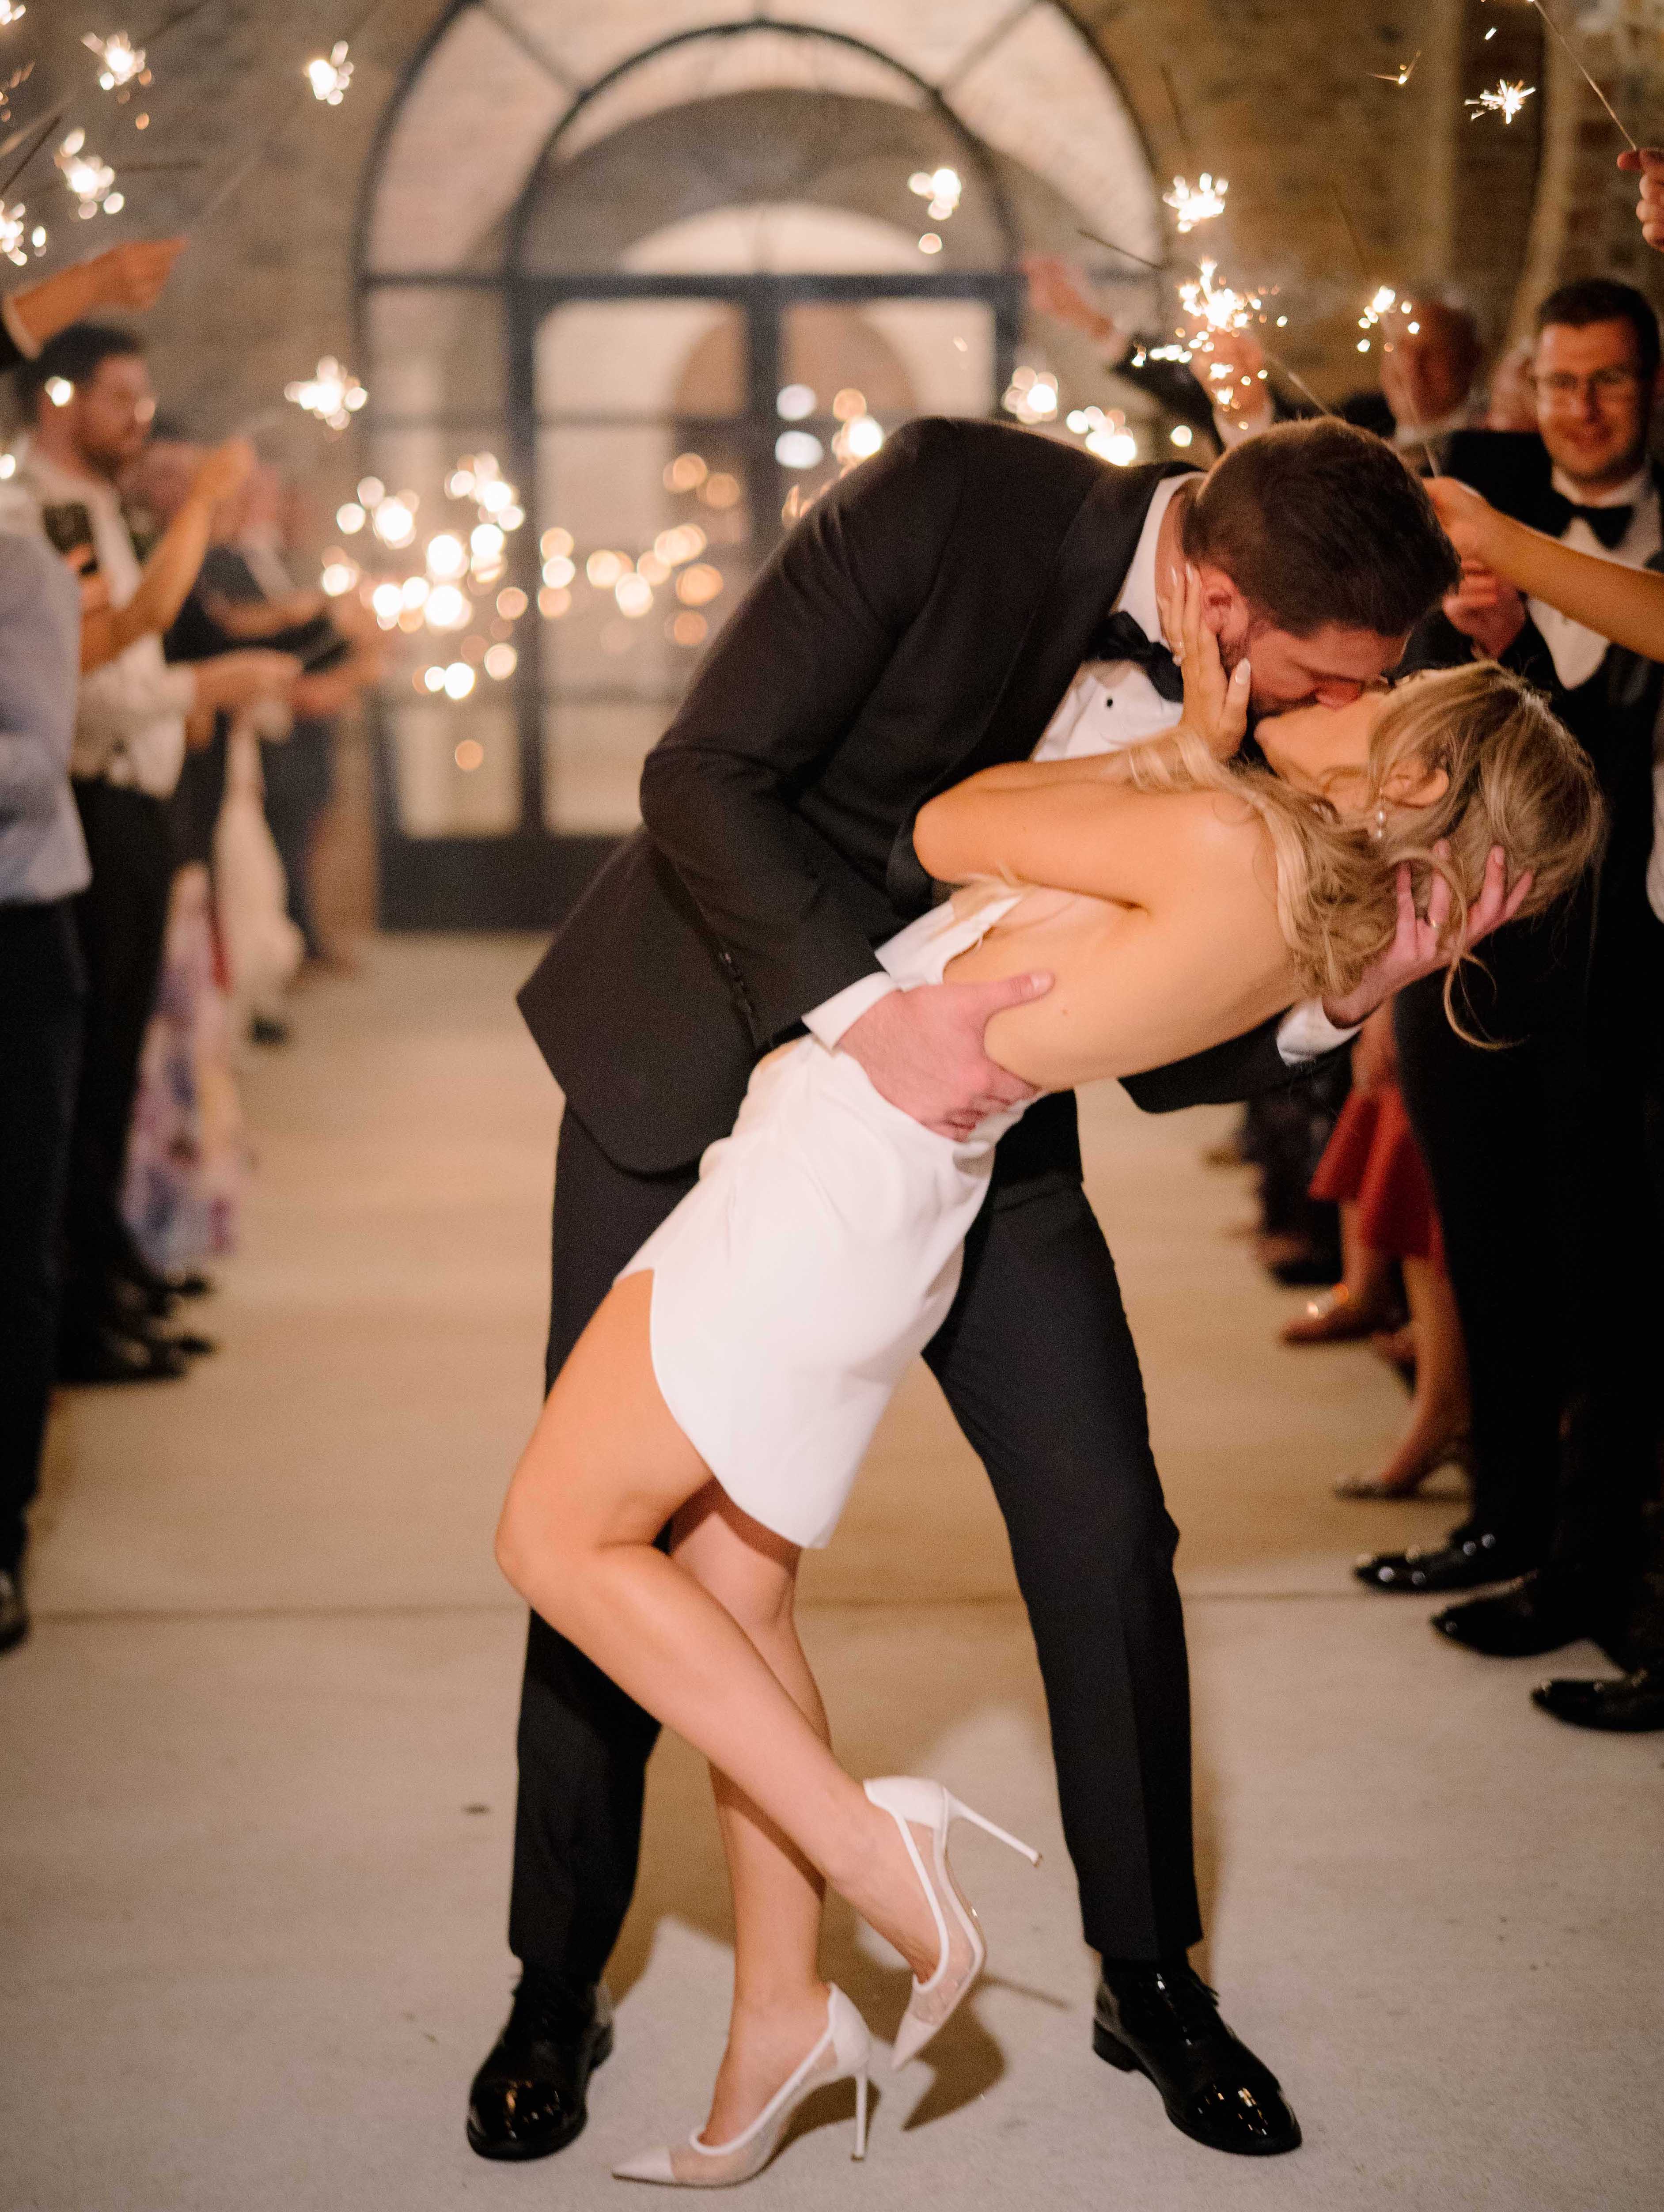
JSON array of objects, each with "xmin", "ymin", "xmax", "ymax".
[{"xmin": 1356, "ymin": 284, "xmax": 1664, "ymax": 1722}]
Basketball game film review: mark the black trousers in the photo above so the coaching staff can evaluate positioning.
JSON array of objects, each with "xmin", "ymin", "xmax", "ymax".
[
  {"xmin": 60, "ymin": 781, "xmax": 175, "ymax": 1333},
  {"xmin": 0, "ymin": 899, "xmax": 84, "ymax": 1572},
  {"xmin": 508, "ymin": 1097, "xmax": 1199, "ymax": 1983},
  {"xmin": 1395, "ymin": 898, "xmax": 1655, "ymax": 1570}
]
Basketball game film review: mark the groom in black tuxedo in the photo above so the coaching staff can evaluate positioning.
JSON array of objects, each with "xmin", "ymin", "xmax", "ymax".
[{"xmin": 468, "ymin": 417, "xmax": 1464, "ymax": 2161}]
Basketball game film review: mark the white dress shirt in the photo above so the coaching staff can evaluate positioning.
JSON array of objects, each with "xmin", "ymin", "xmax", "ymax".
[
  {"xmin": 8, "ymin": 438, "xmax": 197, "ymax": 799},
  {"xmin": 805, "ymin": 473, "xmax": 1354, "ymax": 1064},
  {"xmin": 1528, "ymin": 464, "xmax": 1662, "ymax": 694}
]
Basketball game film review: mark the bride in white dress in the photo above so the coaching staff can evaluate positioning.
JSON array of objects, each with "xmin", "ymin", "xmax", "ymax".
[{"xmin": 493, "ymin": 573, "xmax": 1598, "ymax": 2186}]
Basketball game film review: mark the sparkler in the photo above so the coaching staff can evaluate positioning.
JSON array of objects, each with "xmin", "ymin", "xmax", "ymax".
[
  {"xmin": 0, "ymin": 4, "xmax": 23, "ymax": 23},
  {"xmin": 1329, "ymin": 180, "xmax": 1438, "ymax": 476},
  {"xmin": 55, "ymin": 127, "xmax": 121, "ymax": 217},
  {"xmin": 1075, "ymin": 225, "xmax": 1167, "ymax": 275},
  {"xmin": 1517, "ymin": 0, "xmax": 1637, "ymax": 151},
  {"xmin": 0, "ymin": 60, "xmax": 32, "ymax": 125},
  {"xmin": 1371, "ymin": 50, "xmax": 1422, "ymax": 85},
  {"xmin": 193, "ymin": 0, "xmax": 384, "ymax": 227},
  {"xmin": 1164, "ymin": 174, "xmax": 1228, "ymax": 233},
  {"xmin": 0, "ymin": 197, "xmax": 36, "ymax": 264},
  {"xmin": 304, "ymin": 41, "xmax": 353, "ymax": 105},
  {"xmin": 1465, "ymin": 77, "xmax": 1537, "ymax": 122},
  {"xmin": 83, "ymin": 32, "xmax": 149, "ymax": 91},
  {"xmin": 283, "ymin": 355, "xmax": 368, "ymax": 431}
]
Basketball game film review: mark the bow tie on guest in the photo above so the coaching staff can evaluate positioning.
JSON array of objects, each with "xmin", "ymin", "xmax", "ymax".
[
  {"xmin": 1084, "ymin": 608, "xmax": 1186, "ymax": 702},
  {"xmin": 1541, "ymin": 492, "xmax": 1635, "ymax": 552}
]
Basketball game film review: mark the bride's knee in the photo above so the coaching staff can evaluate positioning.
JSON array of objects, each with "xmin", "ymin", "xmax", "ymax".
[
  {"xmin": 673, "ymin": 1485, "xmax": 800, "ymax": 1633},
  {"xmin": 493, "ymin": 1476, "xmax": 584, "ymax": 1612}
]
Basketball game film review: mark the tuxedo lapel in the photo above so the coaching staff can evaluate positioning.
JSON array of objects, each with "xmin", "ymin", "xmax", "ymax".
[{"xmin": 885, "ymin": 459, "xmax": 1196, "ymax": 910}]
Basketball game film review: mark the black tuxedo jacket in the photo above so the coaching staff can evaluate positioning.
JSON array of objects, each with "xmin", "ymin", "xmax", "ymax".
[
  {"xmin": 1437, "ymin": 430, "xmax": 1664, "ymax": 1026},
  {"xmin": 519, "ymin": 417, "xmax": 1319, "ymax": 1176}
]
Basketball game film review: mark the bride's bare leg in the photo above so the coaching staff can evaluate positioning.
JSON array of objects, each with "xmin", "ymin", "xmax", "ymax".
[
  {"xmin": 495, "ymin": 1273, "xmax": 944, "ymax": 1985},
  {"xmin": 671, "ymin": 1489, "xmax": 830, "ymax": 2141}
]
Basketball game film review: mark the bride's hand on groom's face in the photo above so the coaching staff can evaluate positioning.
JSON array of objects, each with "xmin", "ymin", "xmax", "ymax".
[
  {"xmin": 1160, "ymin": 562, "xmax": 1251, "ymax": 758},
  {"xmin": 839, "ymin": 975, "xmax": 1051, "ymax": 1140}
]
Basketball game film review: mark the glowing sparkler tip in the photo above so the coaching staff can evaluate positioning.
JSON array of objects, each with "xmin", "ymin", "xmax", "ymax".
[
  {"xmin": 1465, "ymin": 78, "xmax": 1536, "ymax": 124},
  {"xmin": 1164, "ymin": 173, "xmax": 1228, "ymax": 234},
  {"xmin": 0, "ymin": 3, "xmax": 25, "ymax": 23},
  {"xmin": 83, "ymin": 32, "xmax": 146, "ymax": 90},
  {"xmin": 55, "ymin": 130, "xmax": 118, "ymax": 217},
  {"xmin": 1371, "ymin": 50, "xmax": 1421, "ymax": 87},
  {"xmin": 284, "ymin": 354, "xmax": 368, "ymax": 432},
  {"xmin": 305, "ymin": 40, "xmax": 353, "ymax": 105}
]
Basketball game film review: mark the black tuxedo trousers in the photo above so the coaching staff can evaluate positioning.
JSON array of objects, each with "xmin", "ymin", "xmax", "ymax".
[{"xmin": 510, "ymin": 1094, "xmax": 1200, "ymax": 1978}]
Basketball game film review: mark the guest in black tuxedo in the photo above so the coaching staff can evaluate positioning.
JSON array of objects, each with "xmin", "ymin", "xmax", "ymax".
[
  {"xmin": 1357, "ymin": 283, "xmax": 1664, "ymax": 1642},
  {"xmin": 466, "ymin": 417, "xmax": 1468, "ymax": 2163}
]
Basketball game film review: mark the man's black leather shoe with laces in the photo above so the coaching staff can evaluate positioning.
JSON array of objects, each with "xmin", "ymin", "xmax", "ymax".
[
  {"xmin": 1094, "ymin": 1961, "xmax": 1300, "ymax": 2155},
  {"xmin": 466, "ymin": 1971, "xmax": 613, "ymax": 2160}
]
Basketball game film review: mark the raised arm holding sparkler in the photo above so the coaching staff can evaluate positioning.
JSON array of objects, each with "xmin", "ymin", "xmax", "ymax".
[
  {"xmin": 4, "ymin": 238, "xmax": 185, "ymax": 351},
  {"xmin": 1430, "ymin": 474, "xmax": 1664, "ymax": 664}
]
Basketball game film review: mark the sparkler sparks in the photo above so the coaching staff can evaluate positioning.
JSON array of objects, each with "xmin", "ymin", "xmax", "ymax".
[
  {"xmin": 1465, "ymin": 77, "xmax": 1537, "ymax": 122},
  {"xmin": 1178, "ymin": 258, "xmax": 1260, "ymax": 338},
  {"xmin": 83, "ymin": 32, "xmax": 149, "ymax": 91},
  {"xmin": 0, "ymin": 196, "xmax": 39, "ymax": 264},
  {"xmin": 304, "ymin": 41, "xmax": 353, "ymax": 105},
  {"xmin": 1163, "ymin": 173, "xmax": 1228, "ymax": 233},
  {"xmin": 283, "ymin": 355, "xmax": 368, "ymax": 431},
  {"xmin": 55, "ymin": 129, "xmax": 120, "ymax": 217},
  {"xmin": 1371, "ymin": 50, "xmax": 1422, "ymax": 85},
  {"xmin": 1355, "ymin": 283, "xmax": 1400, "ymax": 349},
  {"xmin": 0, "ymin": 4, "xmax": 24, "ymax": 23}
]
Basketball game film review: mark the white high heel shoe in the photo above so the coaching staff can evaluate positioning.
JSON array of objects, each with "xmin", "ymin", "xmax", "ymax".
[
  {"xmin": 863, "ymin": 1775, "xmax": 1041, "ymax": 2070},
  {"xmin": 612, "ymin": 1984, "xmax": 871, "ymax": 2187}
]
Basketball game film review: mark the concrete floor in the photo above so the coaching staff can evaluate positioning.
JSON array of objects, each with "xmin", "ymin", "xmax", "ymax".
[{"xmin": 4, "ymin": 936, "xmax": 1660, "ymax": 2212}]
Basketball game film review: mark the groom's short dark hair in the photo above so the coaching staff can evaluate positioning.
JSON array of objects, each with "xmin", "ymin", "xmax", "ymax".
[{"xmin": 1181, "ymin": 418, "xmax": 1459, "ymax": 638}]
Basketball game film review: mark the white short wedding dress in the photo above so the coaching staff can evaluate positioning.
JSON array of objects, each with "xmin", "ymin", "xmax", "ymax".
[{"xmin": 618, "ymin": 886, "xmax": 1029, "ymax": 1549}]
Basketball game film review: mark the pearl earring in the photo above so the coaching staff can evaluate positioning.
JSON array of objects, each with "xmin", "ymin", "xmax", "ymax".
[{"xmin": 1371, "ymin": 806, "xmax": 1387, "ymax": 843}]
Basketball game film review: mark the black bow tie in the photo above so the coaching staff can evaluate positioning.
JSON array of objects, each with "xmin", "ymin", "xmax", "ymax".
[
  {"xmin": 1543, "ymin": 492, "xmax": 1634, "ymax": 552},
  {"xmin": 1085, "ymin": 608, "xmax": 1186, "ymax": 702}
]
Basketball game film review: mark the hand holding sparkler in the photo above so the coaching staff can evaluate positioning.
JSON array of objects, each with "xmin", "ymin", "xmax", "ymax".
[
  {"xmin": 1617, "ymin": 148, "xmax": 1664, "ymax": 253},
  {"xmin": 1022, "ymin": 254, "xmax": 1121, "ymax": 351},
  {"xmin": 4, "ymin": 233, "xmax": 184, "ymax": 347},
  {"xmin": 1426, "ymin": 481, "xmax": 1527, "ymax": 656},
  {"xmin": 188, "ymin": 436, "xmax": 256, "ymax": 511}
]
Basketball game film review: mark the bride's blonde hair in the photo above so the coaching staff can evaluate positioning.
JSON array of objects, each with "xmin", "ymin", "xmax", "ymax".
[{"xmin": 1122, "ymin": 662, "xmax": 1604, "ymax": 1037}]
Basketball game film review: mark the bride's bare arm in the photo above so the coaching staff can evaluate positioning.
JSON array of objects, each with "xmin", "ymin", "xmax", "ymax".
[{"xmin": 1429, "ymin": 476, "xmax": 1664, "ymax": 661}]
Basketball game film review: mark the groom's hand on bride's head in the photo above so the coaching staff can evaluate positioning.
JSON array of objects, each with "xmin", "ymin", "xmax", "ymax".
[
  {"xmin": 838, "ymin": 975, "xmax": 1051, "ymax": 1139},
  {"xmin": 1321, "ymin": 844, "xmax": 1532, "ymax": 1029}
]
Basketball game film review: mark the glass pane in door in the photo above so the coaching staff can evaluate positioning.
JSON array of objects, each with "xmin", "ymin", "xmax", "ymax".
[
  {"xmin": 534, "ymin": 297, "xmax": 761, "ymax": 834},
  {"xmin": 771, "ymin": 297, "xmax": 997, "ymax": 515}
]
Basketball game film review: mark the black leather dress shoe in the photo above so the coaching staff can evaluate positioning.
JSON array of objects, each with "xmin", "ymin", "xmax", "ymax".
[
  {"xmin": 1433, "ymin": 1567, "xmax": 1619, "ymax": 1658},
  {"xmin": 1094, "ymin": 1962, "xmax": 1300, "ymax": 2155},
  {"xmin": 0, "ymin": 1567, "xmax": 29, "ymax": 1655},
  {"xmin": 1354, "ymin": 1524, "xmax": 1531, "ymax": 1595},
  {"xmin": 1532, "ymin": 1665, "xmax": 1664, "ymax": 1732},
  {"xmin": 466, "ymin": 1972, "xmax": 613, "ymax": 2160},
  {"xmin": 58, "ymin": 1325, "xmax": 190, "ymax": 1385}
]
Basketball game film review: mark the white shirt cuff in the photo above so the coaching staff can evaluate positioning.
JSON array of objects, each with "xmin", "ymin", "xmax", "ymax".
[
  {"xmin": 803, "ymin": 971, "xmax": 899, "ymax": 1051},
  {"xmin": 1, "ymin": 292, "xmax": 41, "ymax": 360},
  {"xmin": 1277, "ymin": 998, "xmax": 1359, "ymax": 1064}
]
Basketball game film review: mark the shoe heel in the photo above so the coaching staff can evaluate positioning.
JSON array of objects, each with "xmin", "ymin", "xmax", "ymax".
[
  {"xmin": 947, "ymin": 1793, "xmax": 1042, "ymax": 1867},
  {"xmin": 852, "ymin": 2072, "xmax": 869, "ymax": 2162},
  {"xmin": 1092, "ymin": 2023, "xmax": 1139, "ymax": 2072}
]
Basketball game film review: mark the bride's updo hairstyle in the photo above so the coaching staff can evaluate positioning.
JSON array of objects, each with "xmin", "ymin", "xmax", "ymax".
[{"xmin": 1127, "ymin": 662, "xmax": 1603, "ymax": 1038}]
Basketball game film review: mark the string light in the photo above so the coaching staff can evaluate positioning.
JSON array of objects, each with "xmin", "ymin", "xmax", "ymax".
[
  {"xmin": 283, "ymin": 355, "xmax": 368, "ymax": 430},
  {"xmin": 304, "ymin": 41, "xmax": 353, "ymax": 105},
  {"xmin": 1163, "ymin": 174, "xmax": 1228, "ymax": 233},
  {"xmin": 1465, "ymin": 78, "xmax": 1536, "ymax": 122}
]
